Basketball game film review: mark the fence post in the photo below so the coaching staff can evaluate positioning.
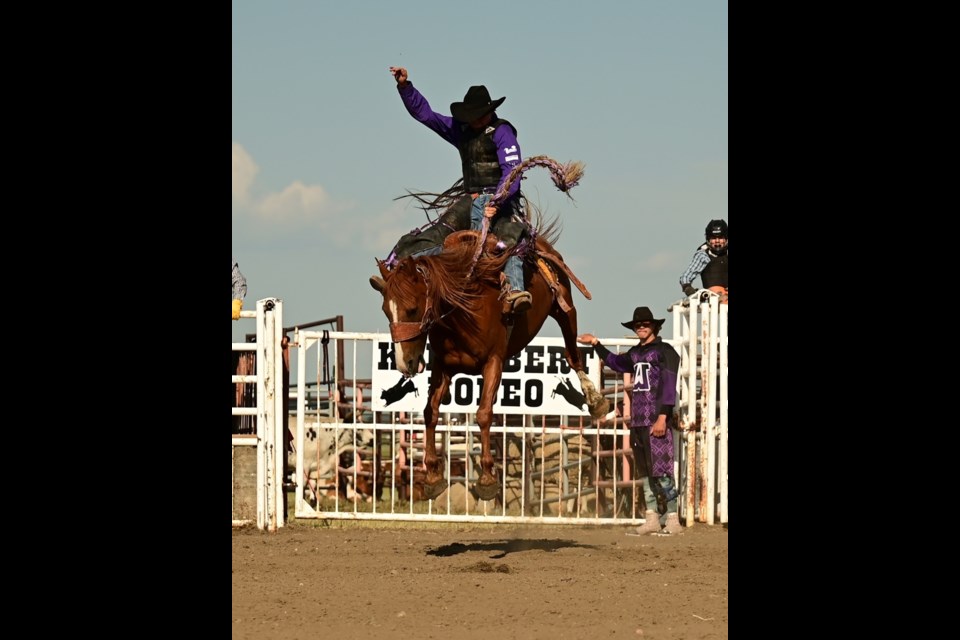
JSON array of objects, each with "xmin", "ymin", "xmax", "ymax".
[
  {"xmin": 705, "ymin": 296, "xmax": 719, "ymax": 525},
  {"xmin": 718, "ymin": 303, "xmax": 728, "ymax": 523},
  {"xmin": 255, "ymin": 298, "xmax": 285, "ymax": 531}
]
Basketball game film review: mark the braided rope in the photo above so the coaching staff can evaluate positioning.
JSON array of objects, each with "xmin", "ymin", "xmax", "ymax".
[
  {"xmin": 468, "ymin": 155, "xmax": 584, "ymax": 277},
  {"xmin": 490, "ymin": 155, "xmax": 585, "ymax": 207}
]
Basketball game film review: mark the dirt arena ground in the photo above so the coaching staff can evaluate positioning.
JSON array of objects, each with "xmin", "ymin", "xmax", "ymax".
[{"xmin": 232, "ymin": 518, "xmax": 727, "ymax": 640}]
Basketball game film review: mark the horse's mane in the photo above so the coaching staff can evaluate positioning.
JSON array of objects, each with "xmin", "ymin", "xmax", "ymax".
[
  {"xmin": 395, "ymin": 181, "xmax": 561, "ymax": 248},
  {"xmin": 385, "ymin": 212, "xmax": 563, "ymax": 336},
  {"xmin": 405, "ymin": 239, "xmax": 505, "ymax": 336},
  {"xmin": 526, "ymin": 207, "xmax": 562, "ymax": 252}
]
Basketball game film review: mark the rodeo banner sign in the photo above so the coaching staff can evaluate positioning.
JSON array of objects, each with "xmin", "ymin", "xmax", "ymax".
[{"xmin": 371, "ymin": 336, "xmax": 604, "ymax": 416}]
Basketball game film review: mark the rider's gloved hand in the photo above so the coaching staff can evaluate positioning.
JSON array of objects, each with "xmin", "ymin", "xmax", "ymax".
[{"xmin": 232, "ymin": 299, "xmax": 243, "ymax": 320}]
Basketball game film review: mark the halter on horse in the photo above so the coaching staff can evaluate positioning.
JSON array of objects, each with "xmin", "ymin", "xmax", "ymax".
[{"xmin": 369, "ymin": 225, "xmax": 608, "ymax": 501}]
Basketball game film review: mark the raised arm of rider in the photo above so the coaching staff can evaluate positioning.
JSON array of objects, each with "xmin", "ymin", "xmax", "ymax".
[{"xmin": 390, "ymin": 66, "xmax": 408, "ymax": 87}]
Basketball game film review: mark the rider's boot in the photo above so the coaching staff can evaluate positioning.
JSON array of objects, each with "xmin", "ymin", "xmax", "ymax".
[
  {"xmin": 504, "ymin": 290, "xmax": 532, "ymax": 313},
  {"xmin": 503, "ymin": 255, "xmax": 531, "ymax": 313}
]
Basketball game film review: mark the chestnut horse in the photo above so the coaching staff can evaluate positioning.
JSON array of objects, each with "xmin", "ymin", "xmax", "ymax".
[{"xmin": 369, "ymin": 224, "xmax": 608, "ymax": 501}]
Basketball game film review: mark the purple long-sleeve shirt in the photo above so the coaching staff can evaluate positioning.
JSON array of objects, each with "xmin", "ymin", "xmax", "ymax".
[
  {"xmin": 595, "ymin": 337, "xmax": 680, "ymax": 478},
  {"xmin": 595, "ymin": 338, "xmax": 680, "ymax": 428},
  {"xmin": 397, "ymin": 82, "xmax": 521, "ymax": 201}
]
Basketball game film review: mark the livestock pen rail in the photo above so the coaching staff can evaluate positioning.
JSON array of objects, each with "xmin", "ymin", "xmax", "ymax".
[{"xmin": 286, "ymin": 291, "xmax": 727, "ymax": 527}]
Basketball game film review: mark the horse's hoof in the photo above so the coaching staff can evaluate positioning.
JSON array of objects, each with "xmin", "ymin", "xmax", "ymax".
[
  {"xmin": 589, "ymin": 398, "xmax": 610, "ymax": 419},
  {"xmin": 474, "ymin": 480, "xmax": 500, "ymax": 502},
  {"xmin": 422, "ymin": 480, "xmax": 448, "ymax": 500}
]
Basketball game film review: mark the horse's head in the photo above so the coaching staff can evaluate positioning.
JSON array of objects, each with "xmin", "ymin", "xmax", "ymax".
[{"xmin": 369, "ymin": 258, "xmax": 434, "ymax": 377}]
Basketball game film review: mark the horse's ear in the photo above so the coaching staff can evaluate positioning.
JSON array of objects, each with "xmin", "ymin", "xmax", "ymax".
[
  {"xmin": 370, "ymin": 263, "xmax": 387, "ymax": 294},
  {"xmin": 369, "ymin": 275, "xmax": 386, "ymax": 294},
  {"xmin": 370, "ymin": 258, "xmax": 390, "ymax": 293}
]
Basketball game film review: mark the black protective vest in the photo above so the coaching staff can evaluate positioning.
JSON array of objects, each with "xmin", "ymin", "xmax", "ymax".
[
  {"xmin": 458, "ymin": 118, "xmax": 516, "ymax": 192},
  {"xmin": 699, "ymin": 242, "xmax": 728, "ymax": 289}
]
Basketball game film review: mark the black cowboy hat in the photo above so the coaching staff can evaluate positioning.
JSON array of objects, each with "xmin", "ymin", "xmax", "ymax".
[
  {"xmin": 621, "ymin": 306, "xmax": 666, "ymax": 330},
  {"xmin": 450, "ymin": 85, "xmax": 505, "ymax": 123}
]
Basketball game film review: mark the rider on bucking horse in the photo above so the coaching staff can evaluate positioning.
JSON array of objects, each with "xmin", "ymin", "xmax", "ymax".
[{"xmin": 372, "ymin": 66, "xmax": 533, "ymax": 314}]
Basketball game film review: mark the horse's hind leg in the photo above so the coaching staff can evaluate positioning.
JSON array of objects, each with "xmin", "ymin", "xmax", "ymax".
[
  {"xmin": 421, "ymin": 368, "xmax": 451, "ymax": 500},
  {"xmin": 553, "ymin": 297, "xmax": 610, "ymax": 419},
  {"xmin": 474, "ymin": 360, "xmax": 504, "ymax": 501}
]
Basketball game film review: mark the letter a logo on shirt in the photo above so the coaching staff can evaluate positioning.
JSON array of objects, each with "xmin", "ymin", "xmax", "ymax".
[{"xmin": 632, "ymin": 362, "xmax": 652, "ymax": 391}]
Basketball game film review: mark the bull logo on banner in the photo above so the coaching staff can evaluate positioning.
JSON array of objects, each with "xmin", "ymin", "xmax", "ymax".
[
  {"xmin": 380, "ymin": 375, "xmax": 419, "ymax": 406},
  {"xmin": 551, "ymin": 376, "xmax": 587, "ymax": 411}
]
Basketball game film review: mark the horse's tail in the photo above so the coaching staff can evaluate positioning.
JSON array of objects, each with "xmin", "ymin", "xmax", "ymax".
[{"xmin": 490, "ymin": 155, "xmax": 585, "ymax": 207}]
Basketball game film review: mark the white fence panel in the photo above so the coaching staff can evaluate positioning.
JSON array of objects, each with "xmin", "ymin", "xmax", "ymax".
[
  {"xmin": 670, "ymin": 291, "xmax": 728, "ymax": 525},
  {"xmin": 231, "ymin": 295, "xmax": 728, "ymax": 529},
  {"xmin": 288, "ymin": 326, "xmax": 728, "ymax": 526},
  {"xmin": 231, "ymin": 298, "xmax": 285, "ymax": 531}
]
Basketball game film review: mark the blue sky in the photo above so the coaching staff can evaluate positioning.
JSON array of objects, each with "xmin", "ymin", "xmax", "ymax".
[{"xmin": 232, "ymin": 0, "xmax": 727, "ymax": 341}]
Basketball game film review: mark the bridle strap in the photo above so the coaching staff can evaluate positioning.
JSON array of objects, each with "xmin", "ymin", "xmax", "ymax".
[
  {"xmin": 390, "ymin": 319, "xmax": 427, "ymax": 343},
  {"xmin": 388, "ymin": 266, "xmax": 437, "ymax": 343}
]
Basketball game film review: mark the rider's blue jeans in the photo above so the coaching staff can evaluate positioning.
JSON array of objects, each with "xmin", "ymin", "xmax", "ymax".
[{"xmin": 470, "ymin": 194, "xmax": 525, "ymax": 292}]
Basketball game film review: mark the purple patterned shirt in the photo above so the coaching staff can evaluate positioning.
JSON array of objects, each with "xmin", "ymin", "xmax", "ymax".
[
  {"xmin": 595, "ymin": 337, "xmax": 680, "ymax": 477},
  {"xmin": 595, "ymin": 338, "xmax": 680, "ymax": 428}
]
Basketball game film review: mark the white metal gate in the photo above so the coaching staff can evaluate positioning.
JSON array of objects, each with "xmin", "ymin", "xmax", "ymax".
[
  {"xmin": 231, "ymin": 298, "xmax": 285, "ymax": 531},
  {"xmin": 671, "ymin": 290, "xmax": 728, "ymax": 525},
  {"xmin": 288, "ymin": 298, "xmax": 728, "ymax": 526}
]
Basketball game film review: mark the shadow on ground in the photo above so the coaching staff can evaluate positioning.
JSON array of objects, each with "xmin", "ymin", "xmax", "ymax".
[{"xmin": 426, "ymin": 538, "xmax": 598, "ymax": 559}]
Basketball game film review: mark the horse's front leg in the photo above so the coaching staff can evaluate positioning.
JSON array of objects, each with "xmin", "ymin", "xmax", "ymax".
[
  {"xmin": 555, "ymin": 302, "xmax": 610, "ymax": 419},
  {"xmin": 576, "ymin": 369, "xmax": 609, "ymax": 419},
  {"xmin": 474, "ymin": 359, "xmax": 503, "ymax": 501},
  {"xmin": 421, "ymin": 366, "xmax": 451, "ymax": 500}
]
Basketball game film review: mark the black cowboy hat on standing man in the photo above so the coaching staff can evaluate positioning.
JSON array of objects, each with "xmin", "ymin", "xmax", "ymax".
[
  {"xmin": 621, "ymin": 306, "xmax": 666, "ymax": 331},
  {"xmin": 450, "ymin": 85, "xmax": 506, "ymax": 123}
]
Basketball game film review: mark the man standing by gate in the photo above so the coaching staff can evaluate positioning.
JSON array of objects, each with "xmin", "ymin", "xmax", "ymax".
[{"xmin": 577, "ymin": 306, "xmax": 682, "ymax": 535}]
